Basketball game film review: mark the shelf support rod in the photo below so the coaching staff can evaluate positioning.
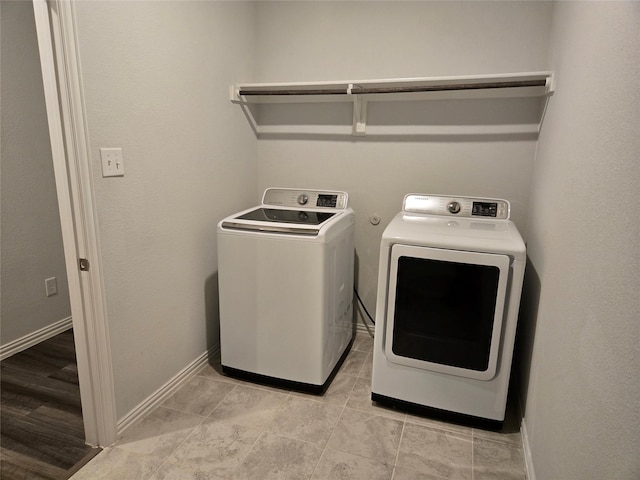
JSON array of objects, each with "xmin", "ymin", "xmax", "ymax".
[{"xmin": 235, "ymin": 77, "xmax": 551, "ymax": 97}]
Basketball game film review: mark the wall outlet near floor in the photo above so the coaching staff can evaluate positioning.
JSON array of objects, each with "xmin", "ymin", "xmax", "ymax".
[
  {"xmin": 45, "ymin": 277, "xmax": 58, "ymax": 297},
  {"xmin": 100, "ymin": 147, "xmax": 125, "ymax": 177}
]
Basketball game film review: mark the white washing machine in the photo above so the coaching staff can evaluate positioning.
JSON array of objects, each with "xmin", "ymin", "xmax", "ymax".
[
  {"xmin": 218, "ymin": 188, "xmax": 355, "ymax": 393},
  {"xmin": 371, "ymin": 194, "xmax": 526, "ymax": 425}
]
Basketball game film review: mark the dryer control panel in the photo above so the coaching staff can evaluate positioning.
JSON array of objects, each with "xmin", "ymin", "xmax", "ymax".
[
  {"xmin": 403, "ymin": 194, "xmax": 510, "ymax": 219},
  {"xmin": 262, "ymin": 188, "xmax": 349, "ymax": 210}
]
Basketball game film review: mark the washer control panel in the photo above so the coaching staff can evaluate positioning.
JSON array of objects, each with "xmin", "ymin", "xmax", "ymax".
[
  {"xmin": 403, "ymin": 194, "xmax": 510, "ymax": 219},
  {"xmin": 262, "ymin": 188, "xmax": 349, "ymax": 210}
]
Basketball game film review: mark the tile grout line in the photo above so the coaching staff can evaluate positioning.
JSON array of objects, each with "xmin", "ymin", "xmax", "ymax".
[
  {"xmin": 165, "ymin": 381, "xmax": 241, "ymax": 477},
  {"xmin": 471, "ymin": 428, "xmax": 475, "ymax": 480},
  {"xmin": 322, "ymin": 383, "xmax": 353, "ymax": 463},
  {"xmin": 208, "ymin": 360, "xmax": 362, "ymax": 479},
  {"xmin": 390, "ymin": 418, "xmax": 407, "ymax": 480},
  {"xmin": 148, "ymin": 382, "xmax": 242, "ymax": 479},
  {"xmin": 306, "ymin": 407, "xmax": 340, "ymax": 480},
  {"xmin": 227, "ymin": 387, "xmax": 295, "ymax": 479},
  {"xmin": 308, "ymin": 368, "xmax": 358, "ymax": 479}
]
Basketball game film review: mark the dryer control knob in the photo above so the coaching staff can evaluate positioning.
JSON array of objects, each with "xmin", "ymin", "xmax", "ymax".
[
  {"xmin": 447, "ymin": 201, "xmax": 461, "ymax": 214},
  {"xmin": 297, "ymin": 194, "xmax": 309, "ymax": 205}
]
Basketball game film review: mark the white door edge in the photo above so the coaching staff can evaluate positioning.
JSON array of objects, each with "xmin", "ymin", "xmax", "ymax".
[{"xmin": 33, "ymin": 0, "xmax": 117, "ymax": 447}]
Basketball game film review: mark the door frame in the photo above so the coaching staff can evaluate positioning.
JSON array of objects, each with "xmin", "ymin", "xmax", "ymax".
[{"xmin": 33, "ymin": 0, "xmax": 117, "ymax": 446}]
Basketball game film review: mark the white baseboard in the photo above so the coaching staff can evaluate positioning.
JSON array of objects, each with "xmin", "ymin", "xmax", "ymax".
[
  {"xmin": 355, "ymin": 319, "xmax": 375, "ymax": 336},
  {"xmin": 0, "ymin": 316, "xmax": 73, "ymax": 361},
  {"xmin": 116, "ymin": 343, "xmax": 220, "ymax": 437},
  {"xmin": 521, "ymin": 418, "xmax": 536, "ymax": 480}
]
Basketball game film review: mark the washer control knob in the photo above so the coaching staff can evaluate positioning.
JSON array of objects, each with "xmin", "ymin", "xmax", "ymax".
[
  {"xmin": 297, "ymin": 194, "xmax": 309, "ymax": 205},
  {"xmin": 447, "ymin": 201, "xmax": 461, "ymax": 214}
]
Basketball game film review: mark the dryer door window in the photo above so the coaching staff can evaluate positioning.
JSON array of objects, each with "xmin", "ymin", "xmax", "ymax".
[{"xmin": 384, "ymin": 244, "xmax": 510, "ymax": 381}]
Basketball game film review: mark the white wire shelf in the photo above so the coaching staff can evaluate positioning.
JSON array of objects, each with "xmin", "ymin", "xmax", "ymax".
[{"xmin": 230, "ymin": 72, "xmax": 554, "ymax": 136}]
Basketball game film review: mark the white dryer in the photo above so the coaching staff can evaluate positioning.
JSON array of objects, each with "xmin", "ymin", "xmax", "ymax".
[
  {"xmin": 218, "ymin": 188, "xmax": 355, "ymax": 393},
  {"xmin": 371, "ymin": 194, "xmax": 526, "ymax": 425}
]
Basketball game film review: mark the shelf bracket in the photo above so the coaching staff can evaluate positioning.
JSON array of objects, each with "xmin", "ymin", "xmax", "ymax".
[{"xmin": 350, "ymin": 84, "xmax": 367, "ymax": 136}]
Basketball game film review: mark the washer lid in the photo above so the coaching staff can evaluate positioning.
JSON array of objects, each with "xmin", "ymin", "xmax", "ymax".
[
  {"xmin": 221, "ymin": 207, "xmax": 341, "ymax": 236},
  {"xmin": 219, "ymin": 188, "xmax": 352, "ymax": 237}
]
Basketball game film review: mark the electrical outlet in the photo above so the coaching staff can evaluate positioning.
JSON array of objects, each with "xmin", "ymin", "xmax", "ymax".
[
  {"xmin": 100, "ymin": 147, "xmax": 125, "ymax": 177},
  {"xmin": 45, "ymin": 277, "xmax": 58, "ymax": 297}
]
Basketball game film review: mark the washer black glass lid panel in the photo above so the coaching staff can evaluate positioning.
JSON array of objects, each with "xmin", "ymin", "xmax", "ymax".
[{"xmin": 236, "ymin": 208, "xmax": 335, "ymax": 225}]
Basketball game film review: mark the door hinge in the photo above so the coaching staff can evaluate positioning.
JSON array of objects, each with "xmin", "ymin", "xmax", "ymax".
[{"xmin": 79, "ymin": 258, "xmax": 90, "ymax": 271}]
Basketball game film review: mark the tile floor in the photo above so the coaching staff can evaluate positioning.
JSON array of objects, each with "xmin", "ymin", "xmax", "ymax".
[{"xmin": 70, "ymin": 332, "xmax": 527, "ymax": 480}]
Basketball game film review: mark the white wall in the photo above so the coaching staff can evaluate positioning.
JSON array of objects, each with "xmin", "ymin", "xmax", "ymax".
[
  {"xmin": 252, "ymin": 1, "xmax": 554, "ymax": 319},
  {"xmin": 1, "ymin": 1, "xmax": 71, "ymax": 346},
  {"xmin": 73, "ymin": 1, "xmax": 258, "ymax": 419},
  {"xmin": 523, "ymin": 2, "xmax": 640, "ymax": 479}
]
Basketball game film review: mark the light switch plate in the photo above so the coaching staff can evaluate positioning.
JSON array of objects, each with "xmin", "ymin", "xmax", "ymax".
[
  {"xmin": 100, "ymin": 148, "xmax": 125, "ymax": 177},
  {"xmin": 45, "ymin": 277, "xmax": 58, "ymax": 297}
]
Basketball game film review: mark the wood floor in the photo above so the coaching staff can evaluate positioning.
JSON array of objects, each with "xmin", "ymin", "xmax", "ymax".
[{"xmin": 1, "ymin": 329, "xmax": 101, "ymax": 479}]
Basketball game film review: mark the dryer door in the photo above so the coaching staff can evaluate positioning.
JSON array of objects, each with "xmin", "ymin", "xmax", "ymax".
[{"xmin": 384, "ymin": 244, "xmax": 510, "ymax": 381}]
